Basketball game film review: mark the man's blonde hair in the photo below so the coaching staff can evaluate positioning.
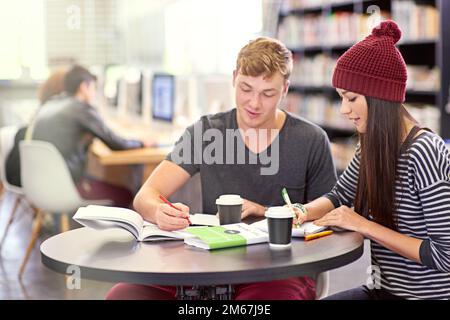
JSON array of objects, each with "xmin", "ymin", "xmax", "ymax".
[{"xmin": 236, "ymin": 37, "xmax": 293, "ymax": 80}]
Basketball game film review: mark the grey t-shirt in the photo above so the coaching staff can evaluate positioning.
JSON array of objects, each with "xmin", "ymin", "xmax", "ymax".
[{"xmin": 167, "ymin": 108, "xmax": 337, "ymax": 214}]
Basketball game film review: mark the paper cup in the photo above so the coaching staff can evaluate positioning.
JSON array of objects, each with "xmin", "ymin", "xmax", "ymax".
[
  {"xmin": 216, "ymin": 194, "xmax": 243, "ymax": 225},
  {"xmin": 265, "ymin": 206, "xmax": 293, "ymax": 249}
]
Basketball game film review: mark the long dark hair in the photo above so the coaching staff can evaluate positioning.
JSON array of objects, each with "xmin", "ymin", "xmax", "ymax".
[{"xmin": 354, "ymin": 97, "xmax": 415, "ymax": 230}]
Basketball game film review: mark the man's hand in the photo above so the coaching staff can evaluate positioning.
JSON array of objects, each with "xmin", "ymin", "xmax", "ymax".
[
  {"xmin": 154, "ymin": 202, "xmax": 190, "ymax": 231},
  {"xmin": 241, "ymin": 199, "xmax": 266, "ymax": 219},
  {"xmin": 141, "ymin": 137, "xmax": 157, "ymax": 148}
]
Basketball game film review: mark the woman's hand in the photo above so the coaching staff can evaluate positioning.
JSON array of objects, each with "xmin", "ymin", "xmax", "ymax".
[
  {"xmin": 292, "ymin": 206, "xmax": 308, "ymax": 226},
  {"xmin": 314, "ymin": 205, "xmax": 370, "ymax": 234},
  {"xmin": 241, "ymin": 199, "xmax": 266, "ymax": 219}
]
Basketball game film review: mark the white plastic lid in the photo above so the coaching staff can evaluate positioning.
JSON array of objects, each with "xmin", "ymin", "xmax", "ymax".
[
  {"xmin": 216, "ymin": 194, "xmax": 244, "ymax": 205},
  {"xmin": 265, "ymin": 206, "xmax": 294, "ymax": 219}
]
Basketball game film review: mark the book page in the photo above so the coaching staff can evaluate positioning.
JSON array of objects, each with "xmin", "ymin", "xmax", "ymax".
[
  {"xmin": 76, "ymin": 219, "xmax": 140, "ymax": 239},
  {"xmin": 189, "ymin": 213, "xmax": 220, "ymax": 226},
  {"xmin": 74, "ymin": 206, "xmax": 144, "ymax": 236},
  {"xmin": 251, "ymin": 219, "xmax": 326, "ymax": 237},
  {"xmin": 140, "ymin": 222, "xmax": 194, "ymax": 242}
]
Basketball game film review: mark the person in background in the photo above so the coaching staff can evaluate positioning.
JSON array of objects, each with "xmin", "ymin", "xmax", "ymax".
[
  {"xmin": 6, "ymin": 67, "xmax": 68, "ymax": 188},
  {"xmin": 37, "ymin": 67, "xmax": 68, "ymax": 105},
  {"xmin": 23, "ymin": 65, "xmax": 153, "ymax": 208},
  {"xmin": 293, "ymin": 21, "xmax": 450, "ymax": 300},
  {"xmin": 106, "ymin": 37, "xmax": 337, "ymax": 300}
]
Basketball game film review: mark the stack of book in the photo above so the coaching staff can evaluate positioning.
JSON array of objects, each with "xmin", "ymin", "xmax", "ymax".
[
  {"xmin": 279, "ymin": 11, "xmax": 391, "ymax": 48},
  {"xmin": 407, "ymin": 65, "xmax": 440, "ymax": 92},
  {"xmin": 291, "ymin": 53, "xmax": 440, "ymax": 93},
  {"xmin": 392, "ymin": 0, "xmax": 439, "ymax": 42},
  {"xmin": 291, "ymin": 54, "xmax": 334, "ymax": 87},
  {"xmin": 405, "ymin": 104, "xmax": 441, "ymax": 133},
  {"xmin": 281, "ymin": 0, "xmax": 354, "ymax": 11},
  {"xmin": 285, "ymin": 93, "xmax": 354, "ymax": 130}
]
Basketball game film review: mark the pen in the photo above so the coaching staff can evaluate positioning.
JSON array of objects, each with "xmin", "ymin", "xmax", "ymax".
[
  {"xmin": 159, "ymin": 195, "xmax": 192, "ymax": 225},
  {"xmin": 304, "ymin": 230, "xmax": 333, "ymax": 241}
]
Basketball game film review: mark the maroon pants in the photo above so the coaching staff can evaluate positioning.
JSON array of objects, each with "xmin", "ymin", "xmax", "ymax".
[
  {"xmin": 76, "ymin": 175, "xmax": 134, "ymax": 208},
  {"xmin": 105, "ymin": 277, "xmax": 316, "ymax": 300}
]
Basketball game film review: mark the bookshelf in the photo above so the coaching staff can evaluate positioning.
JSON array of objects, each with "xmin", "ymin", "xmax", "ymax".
[{"xmin": 277, "ymin": 0, "xmax": 450, "ymax": 170}]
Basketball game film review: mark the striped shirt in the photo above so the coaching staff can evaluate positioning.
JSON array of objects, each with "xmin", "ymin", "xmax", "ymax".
[{"xmin": 326, "ymin": 131, "xmax": 450, "ymax": 300}]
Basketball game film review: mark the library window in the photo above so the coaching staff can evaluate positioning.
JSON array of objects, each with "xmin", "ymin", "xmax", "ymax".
[
  {"xmin": 164, "ymin": 0, "xmax": 263, "ymax": 75},
  {"xmin": 0, "ymin": 0, "xmax": 47, "ymax": 80}
]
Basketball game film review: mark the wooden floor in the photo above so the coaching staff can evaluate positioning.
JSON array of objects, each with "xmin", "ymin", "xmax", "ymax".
[
  {"xmin": 0, "ymin": 191, "xmax": 114, "ymax": 299},
  {"xmin": 0, "ymin": 190, "xmax": 371, "ymax": 300}
]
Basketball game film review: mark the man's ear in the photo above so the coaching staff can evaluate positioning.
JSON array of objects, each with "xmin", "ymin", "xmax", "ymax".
[{"xmin": 77, "ymin": 81, "xmax": 88, "ymax": 95}]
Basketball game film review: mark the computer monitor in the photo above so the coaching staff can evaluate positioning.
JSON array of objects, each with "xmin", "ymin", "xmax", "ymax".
[
  {"xmin": 104, "ymin": 65, "xmax": 126, "ymax": 108},
  {"xmin": 125, "ymin": 69, "xmax": 143, "ymax": 116},
  {"xmin": 151, "ymin": 73, "xmax": 175, "ymax": 122}
]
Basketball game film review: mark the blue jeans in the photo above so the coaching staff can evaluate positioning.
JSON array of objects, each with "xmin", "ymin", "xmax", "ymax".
[{"xmin": 323, "ymin": 285, "xmax": 403, "ymax": 300}]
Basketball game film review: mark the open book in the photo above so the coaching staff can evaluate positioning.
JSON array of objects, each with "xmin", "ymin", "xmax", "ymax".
[
  {"xmin": 73, "ymin": 205, "xmax": 219, "ymax": 242},
  {"xmin": 251, "ymin": 219, "xmax": 327, "ymax": 237}
]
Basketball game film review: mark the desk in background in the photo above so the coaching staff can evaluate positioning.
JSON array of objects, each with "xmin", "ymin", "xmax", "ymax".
[
  {"xmin": 86, "ymin": 115, "xmax": 179, "ymax": 190},
  {"xmin": 87, "ymin": 116, "xmax": 202, "ymax": 211},
  {"xmin": 87, "ymin": 139, "xmax": 171, "ymax": 193}
]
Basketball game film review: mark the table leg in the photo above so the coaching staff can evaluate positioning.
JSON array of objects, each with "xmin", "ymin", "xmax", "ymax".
[{"xmin": 176, "ymin": 285, "xmax": 234, "ymax": 300}]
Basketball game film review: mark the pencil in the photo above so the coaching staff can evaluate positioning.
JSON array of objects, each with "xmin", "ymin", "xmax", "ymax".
[
  {"xmin": 304, "ymin": 230, "xmax": 333, "ymax": 241},
  {"xmin": 159, "ymin": 195, "xmax": 192, "ymax": 225},
  {"xmin": 281, "ymin": 188, "xmax": 298, "ymax": 227}
]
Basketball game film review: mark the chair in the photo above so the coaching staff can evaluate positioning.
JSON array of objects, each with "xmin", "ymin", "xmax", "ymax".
[
  {"xmin": 0, "ymin": 126, "xmax": 39, "ymax": 252},
  {"xmin": 18, "ymin": 140, "xmax": 111, "ymax": 278},
  {"xmin": 315, "ymin": 271, "xmax": 330, "ymax": 300}
]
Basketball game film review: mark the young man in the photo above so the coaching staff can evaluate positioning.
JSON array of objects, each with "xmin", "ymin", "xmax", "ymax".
[
  {"xmin": 107, "ymin": 37, "xmax": 337, "ymax": 299},
  {"xmin": 29, "ymin": 65, "xmax": 152, "ymax": 207}
]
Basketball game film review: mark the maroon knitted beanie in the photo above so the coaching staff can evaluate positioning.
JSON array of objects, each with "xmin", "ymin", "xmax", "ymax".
[{"xmin": 332, "ymin": 20, "xmax": 408, "ymax": 103}]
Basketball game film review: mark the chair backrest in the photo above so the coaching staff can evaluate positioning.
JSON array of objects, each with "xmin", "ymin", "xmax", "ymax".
[
  {"xmin": 315, "ymin": 271, "xmax": 330, "ymax": 300},
  {"xmin": 19, "ymin": 140, "xmax": 85, "ymax": 213},
  {"xmin": 0, "ymin": 125, "xmax": 23, "ymax": 194}
]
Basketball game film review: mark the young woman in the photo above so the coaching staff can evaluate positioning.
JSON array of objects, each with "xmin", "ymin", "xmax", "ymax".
[{"xmin": 294, "ymin": 21, "xmax": 450, "ymax": 300}]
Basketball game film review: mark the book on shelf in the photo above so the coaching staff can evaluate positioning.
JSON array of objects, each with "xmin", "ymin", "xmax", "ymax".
[
  {"xmin": 392, "ymin": 1, "xmax": 439, "ymax": 41},
  {"xmin": 184, "ymin": 223, "xmax": 269, "ymax": 250},
  {"xmin": 73, "ymin": 205, "xmax": 219, "ymax": 242},
  {"xmin": 278, "ymin": 11, "xmax": 390, "ymax": 49}
]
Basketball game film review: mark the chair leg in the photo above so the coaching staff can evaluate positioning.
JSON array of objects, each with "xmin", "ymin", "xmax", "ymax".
[
  {"xmin": 30, "ymin": 205, "xmax": 39, "ymax": 219},
  {"xmin": 0, "ymin": 183, "xmax": 5, "ymax": 202},
  {"xmin": 60, "ymin": 212, "xmax": 71, "ymax": 287},
  {"xmin": 60, "ymin": 212, "xmax": 70, "ymax": 233},
  {"xmin": 18, "ymin": 209, "xmax": 43, "ymax": 279},
  {"xmin": 0, "ymin": 195, "xmax": 22, "ymax": 251}
]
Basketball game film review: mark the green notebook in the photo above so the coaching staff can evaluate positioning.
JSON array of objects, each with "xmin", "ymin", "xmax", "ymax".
[{"xmin": 184, "ymin": 223, "xmax": 269, "ymax": 250}]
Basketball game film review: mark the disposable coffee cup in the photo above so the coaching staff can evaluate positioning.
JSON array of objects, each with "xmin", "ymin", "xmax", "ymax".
[
  {"xmin": 216, "ymin": 195, "xmax": 243, "ymax": 225},
  {"xmin": 265, "ymin": 206, "xmax": 294, "ymax": 249}
]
